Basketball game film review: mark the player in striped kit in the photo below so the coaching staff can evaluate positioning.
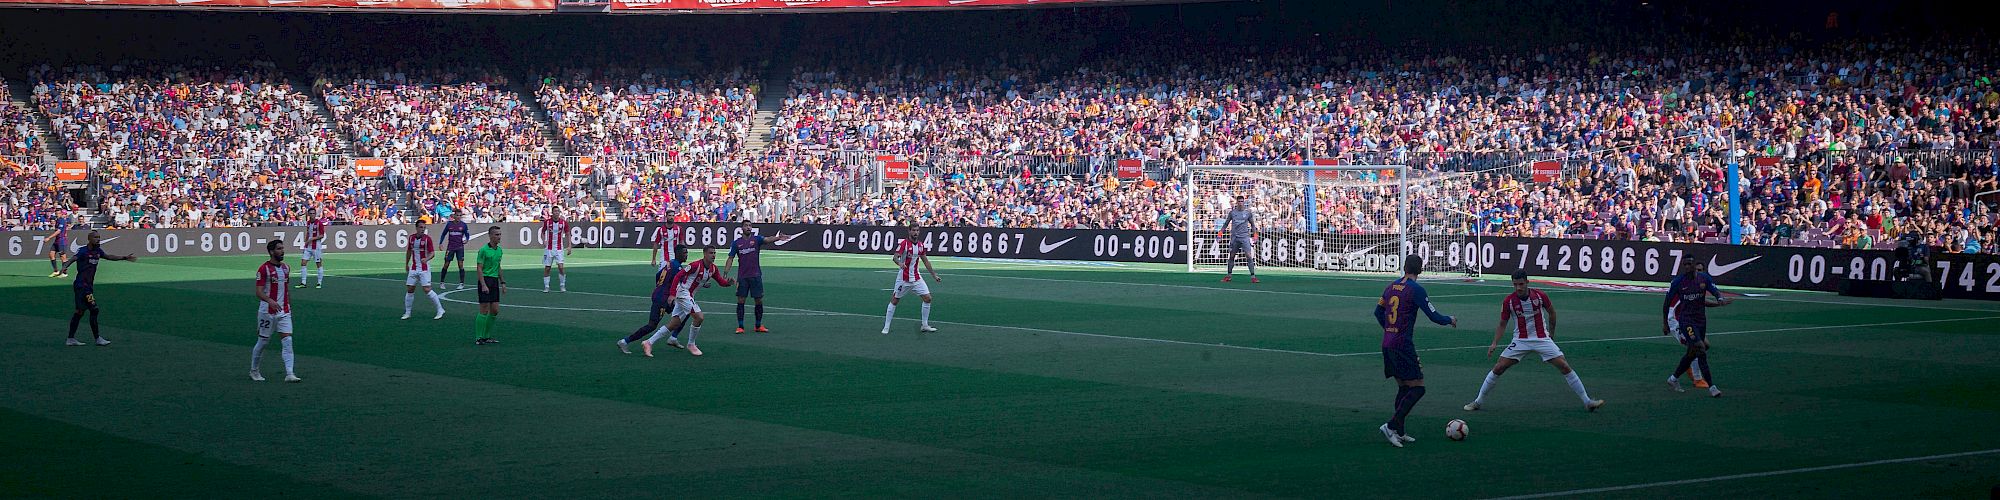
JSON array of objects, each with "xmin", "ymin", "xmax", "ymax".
[
  {"xmin": 1463, "ymin": 271, "xmax": 1603, "ymax": 412},
  {"xmin": 297, "ymin": 208, "xmax": 328, "ymax": 289},
  {"xmin": 619, "ymin": 245, "xmax": 688, "ymax": 354},
  {"xmin": 252, "ymin": 240, "xmax": 301, "ymax": 382},
  {"xmin": 541, "ymin": 208, "xmax": 572, "ymax": 293},
  {"xmin": 402, "ymin": 220, "xmax": 446, "ymax": 320},
  {"xmin": 641, "ymin": 247, "xmax": 733, "ymax": 357},
  {"xmin": 651, "ymin": 222, "xmax": 683, "ymax": 273},
  {"xmin": 881, "ymin": 225, "xmax": 941, "ymax": 335}
]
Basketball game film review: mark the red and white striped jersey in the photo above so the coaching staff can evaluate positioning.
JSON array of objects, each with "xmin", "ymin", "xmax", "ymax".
[
  {"xmin": 257, "ymin": 261, "xmax": 291, "ymax": 314},
  {"xmin": 671, "ymin": 259, "xmax": 727, "ymax": 298},
  {"xmin": 407, "ymin": 233, "xmax": 436, "ymax": 272},
  {"xmin": 893, "ymin": 239, "xmax": 928, "ymax": 282},
  {"xmin": 656, "ymin": 225, "xmax": 682, "ymax": 259},
  {"xmin": 542, "ymin": 219, "xmax": 570, "ymax": 251},
  {"xmin": 305, "ymin": 218, "xmax": 328, "ymax": 249},
  {"xmin": 1501, "ymin": 288, "xmax": 1555, "ymax": 340}
]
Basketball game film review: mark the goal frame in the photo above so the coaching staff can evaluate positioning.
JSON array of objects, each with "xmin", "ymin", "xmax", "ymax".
[{"xmin": 1183, "ymin": 164, "xmax": 1409, "ymax": 273}]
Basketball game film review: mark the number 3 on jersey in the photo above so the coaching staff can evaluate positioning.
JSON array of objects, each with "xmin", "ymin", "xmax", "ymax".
[{"xmin": 1385, "ymin": 296, "xmax": 1400, "ymax": 325}]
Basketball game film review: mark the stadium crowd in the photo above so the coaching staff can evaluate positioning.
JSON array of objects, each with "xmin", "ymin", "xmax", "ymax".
[{"xmin": 2, "ymin": 29, "xmax": 1996, "ymax": 252}]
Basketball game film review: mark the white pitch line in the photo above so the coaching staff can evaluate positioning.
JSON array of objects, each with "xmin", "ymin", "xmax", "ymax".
[
  {"xmin": 915, "ymin": 271, "xmax": 1509, "ymax": 301},
  {"xmin": 1484, "ymin": 448, "xmax": 2000, "ymax": 499},
  {"xmin": 427, "ymin": 288, "xmax": 839, "ymax": 316},
  {"xmin": 342, "ymin": 274, "xmax": 1997, "ymax": 361},
  {"xmin": 1322, "ymin": 315, "xmax": 2000, "ymax": 357}
]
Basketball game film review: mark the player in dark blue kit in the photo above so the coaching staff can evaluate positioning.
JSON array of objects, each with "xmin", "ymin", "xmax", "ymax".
[
  {"xmin": 617, "ymin": 246, "xmax": 689, "ymax": 354},
  {"xmin": 724, "ymin": 220, "xmax": 802, "ymax": 334},
  {"xmin": 438, "ymin": 213, "xmax": 472, "ymax": 289},
  {"xmin": 59, "ymin": 230, "xmax": 138, "ymax": 346},
  {"xmin": 46, "ymin": 213, "xmax": 72, "ymax": 278},
  {"xmin": 1665, "ymin": 255, "xmax": 1731, "ymax": 397},
  {"xmin": 1373, "ymin": 254, "xmax": 1457, "ymax": 447}
]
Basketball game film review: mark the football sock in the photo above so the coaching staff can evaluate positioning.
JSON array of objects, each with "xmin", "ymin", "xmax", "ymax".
[
  {"xmin": 1390, "ymin": 386, "xmax": 1425, "ymax": 434},
  {"xmin": 543, "ymin": 276, "xmax": 551, "ymax": 289},
  {"xmin": 736, "ymin": 303, "xmax": 746, "ymax": 327},
  {"xmin": 475, "ymin": 314, "xmax": 489, "ymax": 340},
  {"xmin": 1671, "ymin": 355, "xmax": 1695, "ymax": 379},
  {"xmin": 485, "ymin": 313, "xmax": 497, "ymax": 337},
  {"xmin": 920, "ymin": 303, "xmax": 932, "ymax": 325},
  {"xmin": 1564, "ymin": 371, "xmax": 1593, "ymax": 403},
  {"xmin": 1473, "ymin": 372, "xmax": 1500, "ymax": 404},
  {"xmin": 87, "ymin": 309, "xmax": 99, "ymax": 337},
  {"xmin": 627, "ymin": 321, "xmax": 658, "ymax": 343},
  {"xmin": 50, "ymin": 258, "xmax": 58, "ymax": 272},
  {"xmin": 1246, "ymin": 257, "xmax": 1256, "ymax": 275},
  {"xmin": 1689, "ymin": 358, "xmax": 1707, "ymax": 382},
  {"xmin": 883, "ymin": 304, "xmax": 896, "ymax": 331},
  {"xmin": 1225, "ymin": 257, "xmax": 1235, "ymax": 276},
  {"xmin": 428, "ymin": 290, "xmax": 443, "ymax": 313},
  {"xmin": 754, "ymin": 304, "xmax": 764, "ymax": 327},
  {"xmin": 299, "ymin": 266, "xmax": 308, "ymax": 284},
  {"xmin": 251, "ymin": 337, "xmax": 268, "ymax": 372},
  {"xmin": 404, "ymin": 293, "xmax": 415, "ymax": 314},
  {"xmin": 68, "ymin": 311, "xmax": 82, "ymax": 338},
  {"xmin": 458, "ymin": 268, "xmax": 465, "ymax": 284},
  {"xmin": 559, "ymin": 275, "xmax": 567, "ymax": 289},
  {"xmin": 316, "ymin": 266, "xmax": 323, "ymax": 285},
  {"xmin": 1695, "ymin": 352, "xmax": 1713, "ymax": 384},
  {"xmin": 280, "ymin": 337, "xmax": 295, "ymax": 375},
  {"xmin": 686, "ymin": 326, "xmax": 700, "ymax": 347}
]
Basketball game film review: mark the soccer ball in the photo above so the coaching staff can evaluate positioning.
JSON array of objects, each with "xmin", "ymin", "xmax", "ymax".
[{"xmin": 1445, "ymin": 419, "xmax": 1469, "ymax": 441}]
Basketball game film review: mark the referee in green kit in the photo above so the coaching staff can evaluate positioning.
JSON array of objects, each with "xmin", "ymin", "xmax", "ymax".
[{"xmin": 474, "ymin": 226, "xmax": 506, "ymax": 345}]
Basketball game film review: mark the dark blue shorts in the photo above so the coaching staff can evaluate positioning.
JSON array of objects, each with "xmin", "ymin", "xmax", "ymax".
[
  {"xmin": 1675, "ymin": 324, "xmax": 1708, "ymax": 346},
  {"xmin": 1382, "ymin": 347, "xmax": 1424, "ymax": 381},
  {"xmin": 736, "ymin": 277, "xmax": 764, "ymax": 298},
  {"xmin": 648, "ymin": 298, "xmax": 671, "ymax": 325},
  {"xmin": 73, "ymin": 287, "xmax": 96, "ymax": 311},
  {"xmin": 52, "ymin": 238, "xmax": 67, "ymax": 252},
  {"xmin": 443, "ymin": 248, "xmax": 466, "ymax": 262}
]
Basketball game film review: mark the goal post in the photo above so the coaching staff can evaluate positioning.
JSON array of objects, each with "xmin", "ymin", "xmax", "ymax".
[{"xmin": 1185, "ymin": 163, "xmax": 1480, "ymax": 277}]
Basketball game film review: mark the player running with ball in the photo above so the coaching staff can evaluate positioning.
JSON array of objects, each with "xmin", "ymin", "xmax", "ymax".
[
  {"xmin": 252, "ymin": 240, "xmax": 301, "ymax": 382},
  {"xmin": 1374, "ymin": 254, "xmax": 1456, "ymax": 448},
  {"xmin": 882, "ymin": 224, "xmax": 941, "ymax": 334},
  {"xmin": 1463, "ymin": 270, "xmax": 1603, "ymax": 412},
  {"xmin": 641, "ymin": 247, "xmax": 732, "ymax": 357}
]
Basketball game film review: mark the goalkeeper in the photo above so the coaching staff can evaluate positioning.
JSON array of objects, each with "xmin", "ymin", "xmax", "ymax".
[{"xmin": 1220, "ymin": 195, "xmax": 1258, "ymax": 283}]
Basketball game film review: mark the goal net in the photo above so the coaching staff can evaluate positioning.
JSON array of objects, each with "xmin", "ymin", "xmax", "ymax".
[{"xmin": 1186, "ymin": 164, "xmax": 1481, "ymax": 277}]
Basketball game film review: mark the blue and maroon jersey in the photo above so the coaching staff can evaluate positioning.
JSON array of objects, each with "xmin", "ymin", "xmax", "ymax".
[
  {"xmin": 442, "ymin": 221, "xmax": 470, "ymax": 250},
  {"xmin": 1664, "ymin": 272, "xmax": 1722, "ymax": 327},
  {"xmin": 651, "ymin": 259, "xmax": 683, "ymax": 303},
  {"xmin": 730, "ymin": 235, "xmax": 766, "ymax": 279},
  {"xmin": 72, "ymin": 245, "xmax": 107, "ymax": 290},
  {"xmin": 1374, "ymin": 277, "xmax": 1456, "ymax": 350}
]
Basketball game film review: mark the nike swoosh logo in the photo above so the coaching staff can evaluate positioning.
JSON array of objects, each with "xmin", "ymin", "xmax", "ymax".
[
  {"xmin": 1707, "ymin": 255, "xmax": 1760, "ymax": 276},
  {"xmin": 99, "ymin": 236, "xmax": 120, "ymax": 245},
  {"xmin": 1039, "ymin": 237, "xmax": 1076, "ymax": 253},
  {"xmin": 1341, "ymin": 243, "xmax": 1383, "ymax": 259}
]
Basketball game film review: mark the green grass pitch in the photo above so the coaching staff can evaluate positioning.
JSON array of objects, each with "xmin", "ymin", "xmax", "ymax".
[{"xmin": 3, "ymin": 248, "xmax": 1999, "ymax": 498}]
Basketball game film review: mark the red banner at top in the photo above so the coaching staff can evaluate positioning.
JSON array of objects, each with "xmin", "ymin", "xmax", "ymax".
[{"xmin": 613, "ymin": 0, "xmax": 1152, "ymax": 10}]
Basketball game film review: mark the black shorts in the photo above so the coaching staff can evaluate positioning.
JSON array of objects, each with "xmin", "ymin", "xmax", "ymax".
[
  {"xmin": 443, "ymin": 248, "xmax": 466, "ymax": 262},
  {"xmin": 478, "ymin": 277, "xmax": 502, "ymax": 303},
  {"xmin": 73, "ymin": 287, "xmax": 96, "ymax": 310},
  {"xmin": 1382, "ymin": 347, "xmax": 1424, "ymax": 381},
  {"xmin": 1675, "ymin": 324, "xmax": 1708, "ymax": 346},
  {"xmin": 736, "ymin": 277, "xmax": 764, "ymax": 298}
]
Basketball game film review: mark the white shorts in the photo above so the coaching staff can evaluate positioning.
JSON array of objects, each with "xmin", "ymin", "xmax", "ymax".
[
  {"xmin": 543, "ymin": 250, "xmax": 566, "ymax": 267},
  {"xmin": 669, "ymin": 295, "xmax": 701, "ymax": 317},
  {"xmin": 302, "ymin": 248, "xmax": 323, "ymax": 262},
  {"xmin": 256, "ymin": 308, "xmax": 294, "ymax": 339},
  {"xmin": 405, "ymin": 270, "xmax": 433, "ymax": 287},
  {"xmin": 892, "ymin": 279, "xmax": 931, "ymax": 299},
  {"xmin": 1499, "ymin": 339, "xmax": 1566, "ymax": 362}
]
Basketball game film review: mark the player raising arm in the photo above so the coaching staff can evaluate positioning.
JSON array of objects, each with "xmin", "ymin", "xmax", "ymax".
[
  {"xmin": 252, "ymin": 240, "xmax": 301, "ymax": 382},
  {"xmin": 1374, "ymin": 254, "xmax": 1456, "ymax": 448},
  {"xmin": 881, "ymin": 224, "xmax": 941, "ymax": 334},
  {"xmin": 725, "ymin": 219, "xmax": 804, "ymax": 334},
  {"xmin": 1463, "ymin": 271, "xmax": 1602, "ymax": 412},
  {"xmin": 61, "ymin": 230, "xmax": 137, "ymax": 346}
]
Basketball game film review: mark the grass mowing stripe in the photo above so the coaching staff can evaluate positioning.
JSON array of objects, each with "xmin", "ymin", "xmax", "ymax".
[{"xmin": 1484, "ymin": 448, "xmax": 2000, "ymax": 499}]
